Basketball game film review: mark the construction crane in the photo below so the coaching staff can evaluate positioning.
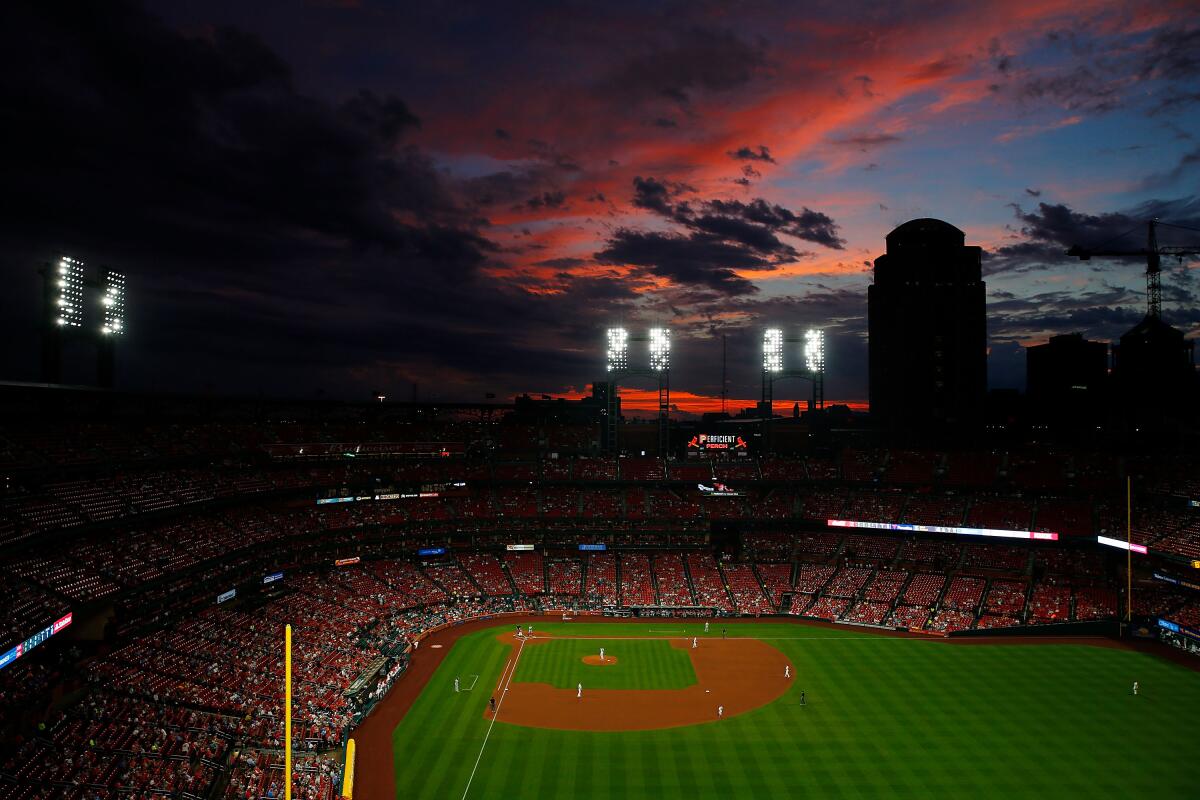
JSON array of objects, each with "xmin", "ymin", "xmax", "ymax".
[{"xmin": 1066, "ymin": 219, "xmax": 1200, "ymax": 319}]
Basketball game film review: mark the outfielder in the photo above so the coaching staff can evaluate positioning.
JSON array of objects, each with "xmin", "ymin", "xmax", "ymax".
[{"xmin": 454, "ymin": 677, "xmax": 460, "ymax": 693}]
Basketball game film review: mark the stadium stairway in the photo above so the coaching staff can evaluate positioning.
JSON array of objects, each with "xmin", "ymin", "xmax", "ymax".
[{"xmin": 682, "ymin": 558, "xmax": 699, "ymax": 604}]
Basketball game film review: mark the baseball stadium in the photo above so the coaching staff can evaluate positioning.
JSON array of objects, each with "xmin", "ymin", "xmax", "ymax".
[
  {"xmin": 6, "ymin": 2, "xmax": 1200, "ymax": 798},
  {"xmin": 1, "ymin": 386, "xmax": 1199, "ymax": 799}
]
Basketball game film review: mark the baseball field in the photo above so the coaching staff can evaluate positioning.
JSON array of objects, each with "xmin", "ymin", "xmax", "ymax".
[{"xmin": 355, "ymin": 618, "xmax": 1200, "ymax": 799}]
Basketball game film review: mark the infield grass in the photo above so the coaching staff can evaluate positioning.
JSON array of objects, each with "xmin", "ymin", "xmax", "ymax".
[
  {"xmin": 515, "ymin": 637, "xmax": 696, "ymax": 689},
  {"xmin": 391, "ymin": 621, "xmax": 1200, "ymax": 799}
]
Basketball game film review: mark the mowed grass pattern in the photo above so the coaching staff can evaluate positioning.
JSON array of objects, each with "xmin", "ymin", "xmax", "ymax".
[
  {"xmin": 515, "ymin": 638, "xmax": 696, "ymax": 689},
  {"xmin": 391, "ymin": 622, "xmax": 1200, "ymax": 799}
]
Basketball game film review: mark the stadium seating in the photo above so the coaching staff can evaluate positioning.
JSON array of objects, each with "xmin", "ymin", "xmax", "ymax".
[{"xmin": 4, "ymin": 407, "xmax": 1196, "ymax": 800}]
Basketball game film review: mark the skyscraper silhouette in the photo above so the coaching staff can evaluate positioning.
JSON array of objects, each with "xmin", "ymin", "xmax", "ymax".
[{"xmin": 868, "ymin": 219, "xmax": 986, "ymax": 430}]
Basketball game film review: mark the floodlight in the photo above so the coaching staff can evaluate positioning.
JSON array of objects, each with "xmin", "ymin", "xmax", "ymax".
[
  {"xmin": 763, "ymin": 328, "xmax": 783, "ymax": 372},
  {"xmin": 57, "ymin": 256, "xmax": 85, "ymax": 328},
  {"xmin": 804, "ymin": 328, "xmax": 824, "ymax": 372},
  {"xmin": 606, "ymin": 327, "xmax": 629, "ymax": 371},
  {"xmin": 102, "ymin": 271, "xmax": 125, "ymax": 336},
  {"xmin": 649, "ymin": 327, "xmax": 670, "ymax": 371}
]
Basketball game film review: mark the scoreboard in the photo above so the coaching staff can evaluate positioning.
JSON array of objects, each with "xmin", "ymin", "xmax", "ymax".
[{"xmin": 686, "ymin": 433, "xmax": 750, "ymax": 457}]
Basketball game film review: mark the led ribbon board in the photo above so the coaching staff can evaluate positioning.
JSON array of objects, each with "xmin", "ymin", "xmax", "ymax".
[
  {"xmin": 0, "ymin": 613, "xmax": 72, "ymax": 671},
  {"xmin": 828, "ymin": 519, "xmax": 1059, "ymax": 541},
  {"xmin": 1096, "ymin": 535, "xmax": 1148, "ymax": 554}
]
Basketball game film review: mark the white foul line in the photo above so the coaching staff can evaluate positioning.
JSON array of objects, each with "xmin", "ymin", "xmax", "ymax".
[
  {"xmin": 493, "ymin": 659, "xmax": 511, "ymax": 693},
  {"xmin": 462, "ymin": 638, "xmax": 525, "ymax": 800}
]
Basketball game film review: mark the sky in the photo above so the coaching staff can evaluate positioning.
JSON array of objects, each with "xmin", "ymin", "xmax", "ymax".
[{"xmin": 1, "ymin": 0, "xmax": 1198, "ymax": 415}]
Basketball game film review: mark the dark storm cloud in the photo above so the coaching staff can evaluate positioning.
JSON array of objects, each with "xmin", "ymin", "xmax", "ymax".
[
  {"xmin": 0, "ymin": 2, "xmax": 475, "ymax": 260},
  {"xmin": 0, "ymin": 1, "xmax": 641, "ymax": 399},
  {"xmin": 727, "ymin": 145, "xmax": 776, "ymax": 163}
]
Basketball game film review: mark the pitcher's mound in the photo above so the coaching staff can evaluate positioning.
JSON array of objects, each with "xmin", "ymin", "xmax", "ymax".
[{"xmin": 582, "ymin": 655, "xmax": 619, "ymax": 666}]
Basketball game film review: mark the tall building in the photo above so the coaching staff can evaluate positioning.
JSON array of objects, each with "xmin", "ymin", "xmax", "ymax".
[
  {"xmin": 868, "ymin": 218, "xmax": 986, "ymax": 430},
  {"xmin": 1112, "ymin": 315, "xmax": 1196, "ymax": 425},
  {"xmin": 1026, "ymin": 333, "xmax": 1108, "ymax": 426}
]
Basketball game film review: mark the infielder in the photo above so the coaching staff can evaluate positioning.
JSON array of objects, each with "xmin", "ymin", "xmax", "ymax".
[
  {"xmin": 717, "ymin": 705, "xmax": 724, "ymax": 719},
  {"xmin": 692, "ymin": 637, "xmax": 697, "ymax": 649},
  {"xmin": 600, "ymin": 647, "xmax": 605, "ymax": 661},
  {"xmin": 784, "ymin": 665, "xmax": 790, "ymax": 678},
  {"xmin": 577, "ymin": 683, "xmax": 583, "ymax": 699}
]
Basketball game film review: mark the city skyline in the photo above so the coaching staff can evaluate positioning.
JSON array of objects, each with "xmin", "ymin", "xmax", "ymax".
[{"xmin": 2, "ymin": 1, "xmax": 1198, "ymax": 413}]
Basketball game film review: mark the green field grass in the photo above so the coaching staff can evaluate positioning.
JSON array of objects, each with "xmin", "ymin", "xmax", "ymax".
[
  {"xmin": 515, "ymin": 637, "xmax": 696, "ymax": 690},
  {"xmin": 391, "ymin": 622, "xmax": 1200, "ymax": 799}
]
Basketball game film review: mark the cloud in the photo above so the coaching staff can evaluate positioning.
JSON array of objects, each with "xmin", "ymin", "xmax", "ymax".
[
  {"xmin": 727, "ymin": 145, "xmax": 775, "ymax": 163},
  {"xmin": 596, "ymin": 230, "xmax": 764, "ymax": 295},
  {"xmin": 1139, "ymin": 146, "xmax": 1200, "ymax": 189},
  {"xmin": 596, "ymin": 178, "xmax": 845, "ymax": 296},
  {"xmin": 827, "ymin": 132, "xmax": 903, "ymax": 149},
  {"xmin": 985, "ymin": 196, "xmax": 1200, "ymax": 275},
  {"xmin": 603, "ymin": 26, "xmax": 768, "ymax": 106}
]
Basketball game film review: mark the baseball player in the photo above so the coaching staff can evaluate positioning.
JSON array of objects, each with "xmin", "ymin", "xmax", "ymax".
[
  {"xmin": 600, "ymin": 647, "xmax": 605, "ymax": 661},
  {"xmin": 454, "ymin": 677, "xmax": 460, "ymax": 693},
  {"xmin": 784, "ymin": 665, "xmax": 790, "ymax": 679},
  {"xmin": 692, "ymin": 637, "xmax": 697, "ymax": 649},
  {"xmin": 577, "ymin": 683, "xmax": 583, "ymax": 699},
  {"xmin": 718, "ymin": 705, "xmax": 724, "ymax": 719},
  {"xmin": 1132, "ymin": 681, "xmax": 1139, "ymax": 696},
  {"xmin": 704, "ymin": 621, "xmax": 709, "ymax": 633}
]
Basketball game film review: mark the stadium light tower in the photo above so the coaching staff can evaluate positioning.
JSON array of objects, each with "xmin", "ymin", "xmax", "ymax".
[
  {"xmin": 39, "ymin": 256, "xmax": 127, "ymax": 387},
  {"xmin": 601, "ymin": 326, "xmax": 671, "ymax": 456},
  {"xmin": 804, "ymin": 328, "xmax": 824, "ymax": 373},
  {"xmin": 101, "ymin": 271, "xmax": 126, "ymax": 336},
  {"xmin": 761, "ymin": 326, "xmax": 826, "ymax": 453},
  {"xmin": 649, "ymin": 327, "xmax": 670, "ymax": 371},
  {"xmin": 763, "ymin": 328, "xmax": 783, "ymax": 373},
  {"xmin": 56, "ymin": 257, "xmax": 85, "ymax": 328},
  {"xmin": 606, "ymin": 327, "xmax": 629, "ymax": 371}
]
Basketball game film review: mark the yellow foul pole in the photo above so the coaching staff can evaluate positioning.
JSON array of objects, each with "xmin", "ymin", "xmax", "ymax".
[
  {"xmin": 343, "ymin": 738, "xmax": 356, "ymax": 799},
  {"xmin": 285, "ymin": 623, "xmax": 292, "ymax": 800}
]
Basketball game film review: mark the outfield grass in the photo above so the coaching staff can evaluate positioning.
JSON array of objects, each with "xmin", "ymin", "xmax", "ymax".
[
  {"xmin": 391, "ymin": 622, "xmax": 1200, "ymax": 799},
  {"xmin": 515, "ymin": 637, "xmax": 696, "ymax": 690}
]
